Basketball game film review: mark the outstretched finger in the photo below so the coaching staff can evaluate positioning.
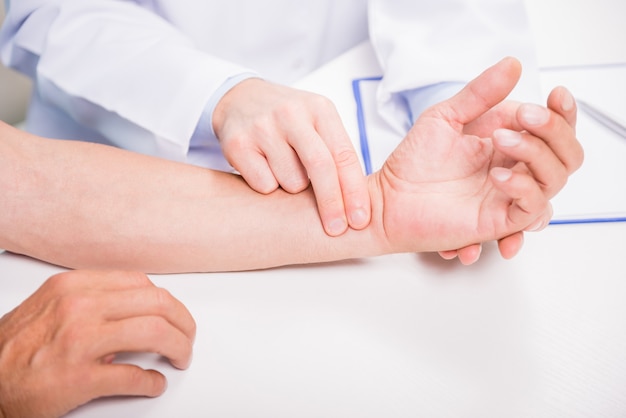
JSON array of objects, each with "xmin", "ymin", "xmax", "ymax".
[{"xmin": 443, "ymin": 57, "xmax": 522, "ymax": 125}]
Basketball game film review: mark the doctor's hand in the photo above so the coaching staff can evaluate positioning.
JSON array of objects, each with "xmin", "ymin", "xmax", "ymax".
[
  {"xmin": 212, "ymin": 78, "xmax": 371, "ymax": 237},
  {"xmin": 0, "ymin": 270, "xmax": 196, "ymax": 418},
  {"xmin": 371, "ymin": 57, "xmax": 583, "ymax": 256}
]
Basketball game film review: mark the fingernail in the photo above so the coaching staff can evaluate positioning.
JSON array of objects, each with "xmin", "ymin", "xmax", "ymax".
[
  {"xmin": 526, "ymin": 219, "xmax": 545, "ymax": 232},
  {"xmin": 494, "ymin": 129, "xmax": 522, "ymax": 147},
  {"xmin": 491, "ymin": 167, "xmax": 513, "ymax": 182},
  {"xmin": 561, "ymin": 90, "xmax": 575, "ymax": 111},
  {"xmin": 521, "ymin": 104, "xmax": 549, "ymax": 126},
  {"xmin": 349, "ymin": 208, "xmax": 368, "ymax": 227},
  {"xmin": 327, "ymin": 217, "xmax": 347, "ymax": 236}
]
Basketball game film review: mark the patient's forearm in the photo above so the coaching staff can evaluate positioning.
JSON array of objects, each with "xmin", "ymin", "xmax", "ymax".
[{"xmin": 0, "ymin": 126, "xmax": 387, "ymax": 273}]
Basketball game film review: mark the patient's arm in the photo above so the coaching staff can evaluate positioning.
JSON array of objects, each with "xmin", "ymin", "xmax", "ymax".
[
  {"xmin": 0, "ymin": 123, "xmax": 385, "ymax": 272},
  {"xmin": 0, "ymin": 58, "xmax": 582, "ymax": 273}
]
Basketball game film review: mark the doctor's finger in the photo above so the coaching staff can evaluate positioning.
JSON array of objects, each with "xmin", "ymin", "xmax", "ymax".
[
  {"xmin": 314, "ymin": 104, "xmax": 371, "ymax": 230},
  {"xmin": 230, "ymin": 149, "xmax": 280, "ymax": 194},
  {"xmin": 289, "ymin": 126, "xmax": 348, "ymax": 236},
  {"xmin": 264, "ymin": 141, "xmax": 310, "ymax": 194}
]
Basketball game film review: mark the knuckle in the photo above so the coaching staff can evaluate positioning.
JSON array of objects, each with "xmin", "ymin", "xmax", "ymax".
[
  {"xmin": 56, "ymin": 293, "xmax": 90, "ymax": 319},
  {"xmin": 120, "ymin": 271, "xmax": 151, "ymax": 286},
  {"xmin": 570, "ymin": 143, "xmax": 585, "ymax": 172},
  {"xmin": 536, "ymin": 198, "xmax": 552, "ymax": 216},
  {"xmin": 556, "ymin": 164, "xmax": 570, "ymax": 186},
  {"xmin": 291, "ymin": 175, "xmax": 311, "ymax": 192},
  {"xmin": 281, "ymin": 93, "xmax": 333, "ymax": 120},
  {"xmin": 302, "ymin": 149, "xmax": 332, "ymax": 171},
  {"xmin": 333, "ymin": 146, "xmax": 360, "ymax": 169},
  {"xmin": 278, "ymin": 102, "xmax": 308, "ymax": 124},
  {"xmin": 182, "ymin": 339, "xmax": 194, "ymax": 365},
  {"xmin": 56, "ymin": 324, "xmax": 87, "ymax": 357},
  {"xmin": 244, "ymin": 166, "xmax": 279, "ymax": 194},
  {"xmin": 317, "ymin": 194, "xmax": 341, "ymax": 210},
  {"xmin": 45, "ymin": 271, "xmax": 78, "ymax": 293},
  {"xmin": 131, "ymin": 317, "xmax": 170, "ymax": 348},
  {"xmin": 541, "ymin": 166, "xmax": 568, "ymax": 197},
  {"xmin": 188, "ymin": 319, "xmax": 197, "ymax": 341},
  {"xmin": 151, "ymin": 287, "xmax": 173, "ymax": 312},
  {"xmin": 127, "ymin": 366, "xmax": 145, "ymax": 387},
  {"xmin": 222, "ymin": 134, "xmax": 251, "ymax": 157},
  {"xmin": 253, "ymin": 181, "xmax": 280, "ymax": 195},
  {"xmin": 281, "ymin": 175, "xmax": 310, "ymax": 194},
  {"xmin": 128, "ymin": 366, "xmax": 164, "ymax": 396},
  {"xmin": 223, "ymin": 119, "xmax": 273, "ymax": 146},
  {"xmin": 147, "ymin": 316, "xmax": 169, "ymax": 337},
  {"xmin": 308, "ymin": 93, "xmax": 334, "ymax": 110}
]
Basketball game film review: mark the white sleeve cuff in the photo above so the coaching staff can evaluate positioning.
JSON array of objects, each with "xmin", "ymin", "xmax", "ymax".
[{"xmin": 189, "ymin": 72, "xmax": 261, "ymax": 148}]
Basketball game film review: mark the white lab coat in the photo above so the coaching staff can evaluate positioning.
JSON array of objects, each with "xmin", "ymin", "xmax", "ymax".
[{"xmin": 0, "ymin": 0, "xmax": 538, "ymax": 169}]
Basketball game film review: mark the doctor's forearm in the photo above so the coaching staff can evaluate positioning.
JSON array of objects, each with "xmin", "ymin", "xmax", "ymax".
[{"xmin": 0, "ymin": 123, "xmax": 386, "ymax": 273}]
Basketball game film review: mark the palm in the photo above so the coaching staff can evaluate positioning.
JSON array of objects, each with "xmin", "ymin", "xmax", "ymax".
[
  {"xmin": 463, "ymin": 100, "xmax": 525, "ymax": 168},
  {"xmin": 373, "ymin": 57, "xmax": 548, "ymax": 255},
  {"xmin": 379, "ymin": 109, "xmax": 518, "ymax": 253}
]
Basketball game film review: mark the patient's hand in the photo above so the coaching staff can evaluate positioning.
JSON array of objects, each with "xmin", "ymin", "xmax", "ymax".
[{"xmin": 372, "ymin": 57, "xmax": 583, "ymax": 256}]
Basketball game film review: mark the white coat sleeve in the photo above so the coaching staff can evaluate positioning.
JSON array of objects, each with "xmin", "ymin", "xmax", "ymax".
[
  {"xmin": 367, "ymin": 0, "xmax": 541, "ymax": 135},
  {"xmin": 0, "ymin": 0, "xmax": 254, "ymax": 161}
]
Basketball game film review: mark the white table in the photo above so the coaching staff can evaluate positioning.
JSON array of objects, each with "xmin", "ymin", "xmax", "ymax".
[
  {"xmin": 2, "ymin": 222, "xmax": 626, "ymax": 418},
  {"xmin": 2, "ymin": 1, "xmax": 626, "ymax": 417}
]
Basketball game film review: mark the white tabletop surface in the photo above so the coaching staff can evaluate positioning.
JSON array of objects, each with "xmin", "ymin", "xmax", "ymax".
[
  {"xmin": 2, "ymin": 222, "xmax": 626, "ymax": 418},
  {"xmin": 2, "ymin": 1, "xmax": 626, "ymax": 417}
]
